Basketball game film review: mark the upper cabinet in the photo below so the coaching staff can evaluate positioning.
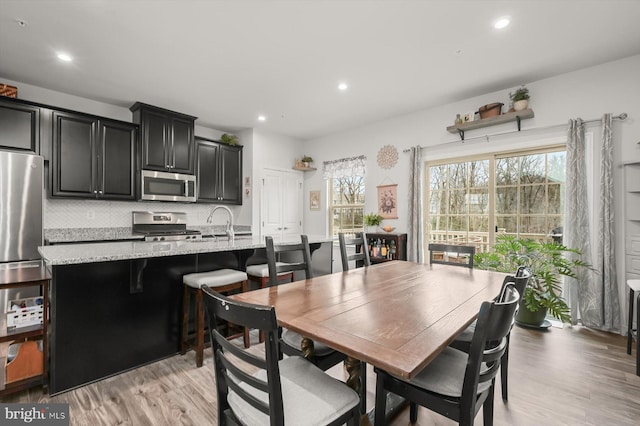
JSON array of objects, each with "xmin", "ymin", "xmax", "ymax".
[
  {"xmin": 130, "ymin": 102, "xmax": 196, "ymax": 174},
  {"xmin": 0, "ymin": 97, "xmax": 40, "ymax": 153},
  {"xmin": 195, "ymin": 137, "xmax": 243, "ymax": 205},
  {"xmin": 51, "ymin": 111, "xmax": 137, "ymax": 200}
]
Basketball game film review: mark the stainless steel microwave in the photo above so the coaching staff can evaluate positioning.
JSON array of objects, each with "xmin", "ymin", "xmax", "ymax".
[{"xmin": 140, "ymin": 170, "xmax": 196, "ymax": 202}]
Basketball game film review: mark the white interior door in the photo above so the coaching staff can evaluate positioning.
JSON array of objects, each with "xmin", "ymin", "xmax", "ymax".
[{"xmin": 260, "ymin": 168, "xmax": 302, "ymax": 239}]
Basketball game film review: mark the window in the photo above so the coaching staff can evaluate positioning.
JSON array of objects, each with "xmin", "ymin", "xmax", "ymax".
[
  {"xmin": 329, "ymin": 176, "xmax": 365, "ymax": 237},
  {"xmin": 426, "ymin": 146, "xmax": 566, "ymax": 252}
]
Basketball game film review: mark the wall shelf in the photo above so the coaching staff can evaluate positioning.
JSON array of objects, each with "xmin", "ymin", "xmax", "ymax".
[
  {"xmin": 293, "ymin": 166, "xmax": 317, "ymax": 172},
  {"xmin": 446, "ymin": 108, "xmax": 535, "ymax": 140}
]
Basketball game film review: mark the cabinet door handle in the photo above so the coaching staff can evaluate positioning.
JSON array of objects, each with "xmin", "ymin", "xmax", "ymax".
[
  {"xmin": 98, "ymin": 190, "xmax": 103, "ymax": 194},
  {"xmin": 283, "ymin": 227, "xmax": 288, "ymax": 230},
  {"xmin": 93, "ymin": 190, "xmax": 98, "ymax": 194}
]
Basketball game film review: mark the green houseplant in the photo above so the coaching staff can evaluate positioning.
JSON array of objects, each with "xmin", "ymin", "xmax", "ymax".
[
  {"xmin": 474, "ymin": 234, "xmax": 589, "ymax": 325},
  {"xmin": 220, "ymin": 133, "xmax": 239, "ymax": 145},
  {"xmin": 363, "ymin": 212, "xmax": 383, "ymax": 230},
  {"xmin": 509, "ymin": 85, "xmax": 530, "ymax": 111},
  {"xmin": 301, "ymin": 155, "xmax": 313, "ymax": 167}
]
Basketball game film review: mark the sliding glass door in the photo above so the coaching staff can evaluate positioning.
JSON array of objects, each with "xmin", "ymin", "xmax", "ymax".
[{"xmin": 426, "ymin": 146, "xmax": 566, "ymax": 252}]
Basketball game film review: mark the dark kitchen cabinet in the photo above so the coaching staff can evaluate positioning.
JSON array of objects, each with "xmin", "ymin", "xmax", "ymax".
[
  {"xmin": 130, "ymin": 102, "xmax": 196, "ymax": 174},
  {"xmin": 48, "ymin": 255, "xmax": 196, "ymax": 394},
  {"xmin": 51, "ymin": 111, "xmax": 137, "ymax": 200},
  {"xmin": 0, "ymin": 97, "xmax": 40, "ymax": 153},
  {"xmin": 364, "ymin": 232, "xmax": 407, "ymax": 264},
  {"xmin": 195, "ymin": 137, "xmax": 243, "ymax": 205}
]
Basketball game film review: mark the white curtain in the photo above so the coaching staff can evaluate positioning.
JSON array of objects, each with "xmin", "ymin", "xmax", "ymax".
[
  {"xmin": 564, "ymin": 115, "xmax": 620, "ymax": 331},
  {"xmin": 322, "ymin": 155, "xmax": 366, "ymax": 180},
  {"xmin": 407, "ymin": 146, "xmax": 423, "ymax": 263}
]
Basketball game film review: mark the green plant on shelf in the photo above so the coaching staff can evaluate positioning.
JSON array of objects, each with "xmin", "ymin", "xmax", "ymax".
[
  {"xmin": 220, "ymin": 133, "xmax": 239, "ymax": 145},
  {"xmin": 509, "ymin": 85, "xmax": 530, "ymax": 102}
]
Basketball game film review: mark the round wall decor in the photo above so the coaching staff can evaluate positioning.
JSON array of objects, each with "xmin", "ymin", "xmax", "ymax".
[{"xmin": 377, "ymin": 145, "xmax": 398, "ymax": 169}]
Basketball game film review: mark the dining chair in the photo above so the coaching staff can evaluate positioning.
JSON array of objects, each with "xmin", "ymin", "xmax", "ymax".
[
  {"xmin": 339, "ymin": 232, "xmax": 371, "ymax": 271},
  {"xmin": 266, "ymin": 235, "xmax": 368, "ymax": 413},
  {"xmin": 428, "ymin": 243, "xmax": 475, "ymax": 268},
  {"xmin": 338, "ymin": 231, "xmax": 370, "ymax": 413},
  {"xmin": 374, "ymin": 283, "xmax": 520, "ymax": 426},
  {"xmin": 450, "ymin": 266, "xmax": 530, "ymax": 401},
  {"xmin": 265, "ymin": 235, "xmax": 346, "ymax": 370},
  {"xmin": 202, "ymin": 286, "xmax": 360, "ymax": 426}
]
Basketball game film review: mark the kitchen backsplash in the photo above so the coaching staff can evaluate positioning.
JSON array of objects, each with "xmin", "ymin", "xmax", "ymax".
[{"xmin": 44, "ymin": 198, "xmax": 240, "ymax": 229}]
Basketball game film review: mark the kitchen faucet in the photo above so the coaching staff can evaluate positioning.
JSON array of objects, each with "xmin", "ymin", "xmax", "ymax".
[{"xmin": 207, "ymin": 205, "xmax": 235, "ymax": 242}]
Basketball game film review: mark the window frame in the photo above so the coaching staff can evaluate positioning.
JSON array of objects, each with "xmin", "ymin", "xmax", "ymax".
[{"xmin": 328, "ymin": 175, "xmax": 365, "ymax": 237}]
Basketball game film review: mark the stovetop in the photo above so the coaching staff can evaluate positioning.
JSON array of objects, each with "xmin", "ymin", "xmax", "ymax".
[{"xmin": 131, "ymin": 211, "xmax": 202, "ymax": 242}]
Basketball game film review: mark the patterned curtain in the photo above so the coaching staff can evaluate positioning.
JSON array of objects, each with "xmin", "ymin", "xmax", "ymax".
[
  {"xmin": 564, "ymin": 118, "xmax": 593, "ymax": 324},
  {"xmin": 594, "ymin": 113, "xmax": 620, "ymax": 331},
  {"xmin": 322, "ymin": 155, "xmax": 366, "ymax": 180},
  {"xmin": 564, "ymin": 115, "xmax": 620, "ymax": 331},
  {"xmin": 407, "ymin": 146, "xmax": 423, "ymax": 263}
]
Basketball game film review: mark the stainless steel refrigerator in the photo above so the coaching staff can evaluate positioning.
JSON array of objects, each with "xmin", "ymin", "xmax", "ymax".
[{"xmin": 0, "ymin": 150, "xmax": 44, "ymax": 316}]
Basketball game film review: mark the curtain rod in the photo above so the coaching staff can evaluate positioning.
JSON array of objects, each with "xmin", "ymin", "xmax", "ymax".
[{"xmin": 402, "ymin": 112, "xmax": 628, "ymax": 153}]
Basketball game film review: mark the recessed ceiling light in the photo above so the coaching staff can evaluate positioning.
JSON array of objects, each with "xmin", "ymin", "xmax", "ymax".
[
  {"xmin": 257, "ymin": 115, "xmax": 266, "ymax": 122},
  {"xmin": 57, "ymin": 52, "xmax": 73, "ymax": 62},
  {"xmin": 494, "ymin": 16, "xmax": 510, "ymax": 29},
  {"xmin": 338, "ymin": 82, "xmax": 348, "ymax": 91},
  {"xmin": 15, "ymin": 19, "xmax": 27, "ymax": 27}
]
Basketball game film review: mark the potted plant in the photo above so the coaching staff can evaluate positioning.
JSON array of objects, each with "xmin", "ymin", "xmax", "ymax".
[
  {"xmin": 363, "ymin": 212, "xmax": 383, "ymax": 232},
  {"xmin": 301, "ymin": 155, "xmax": 313, "ymax": 168},
  {"xmin": 509, "ymin": 85, "xmax": 530, "ymax": 111},
  {"xmin": 474, "ymin": 234, "xmax": 589, "ymax": 326},
  {"xmin": 220, "ymin": 133, "xmax": 239, "ymax": 145}
]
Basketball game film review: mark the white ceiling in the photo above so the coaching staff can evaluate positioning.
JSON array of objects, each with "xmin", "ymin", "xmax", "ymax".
[{"xmin": 1, "ymin": 0, "xmax": 640, "ymax": 140}]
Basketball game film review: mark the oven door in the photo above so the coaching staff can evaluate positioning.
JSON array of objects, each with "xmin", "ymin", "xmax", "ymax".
[{"xmin": 140, "ymin": 170, "xmax": 196, "ymax": 202}]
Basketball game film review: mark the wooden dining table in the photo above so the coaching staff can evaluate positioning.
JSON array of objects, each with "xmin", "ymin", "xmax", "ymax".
[{"xmin": 231, "ymin": 260, "xmax": 506, "ymax": 382}]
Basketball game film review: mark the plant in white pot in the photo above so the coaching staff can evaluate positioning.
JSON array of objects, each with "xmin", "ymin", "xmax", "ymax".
[
  {"xmin": 363, "ymin": 212, "xmax": 383, "ymax": 232},
  {"xmin": 474, "ymin": 234, "xmax": 589, "ymax": 326},
  {"xmin": 509, "ymin": 85, "xmax": 530, "ymax": 111}
]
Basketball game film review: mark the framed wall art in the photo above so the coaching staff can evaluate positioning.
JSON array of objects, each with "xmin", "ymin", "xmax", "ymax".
[
  {"xmin": 309, "ymin": 190, "xmax": 321, "ymax": 210},
  {"xmin": 377, "ymin": 184, "xmax": 398, "ymax": 219}
]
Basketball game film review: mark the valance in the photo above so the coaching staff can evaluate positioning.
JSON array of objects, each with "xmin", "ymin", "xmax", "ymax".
[{"xmin": 322, "ymin": 155, "xmax": 366, "ymax": 179}]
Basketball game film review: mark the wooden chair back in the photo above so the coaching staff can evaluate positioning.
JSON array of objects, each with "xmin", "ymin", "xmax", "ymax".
[
  {"xmin": 202, "ymin": 286, "xmax": 285, "ymax": 425},
  {"xmin": 265, "ymin": 235, "xmax": 313, "ymax": 286},
  {"xmin": 428, "ymin": 243, "xmax": 475, "ymax": 268},
  {"xmin": 338, "ymin": 232, "xmax": 371, "ymax": 271}
]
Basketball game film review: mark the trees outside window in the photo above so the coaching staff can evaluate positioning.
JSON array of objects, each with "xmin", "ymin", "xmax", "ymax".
[
  {"xmin": 329, "ymin": 176, "xmax": 365, "ymax": 237},
  {"xmin": 426, "ymin": 147, "xmax": 566, "ymax": 252}
]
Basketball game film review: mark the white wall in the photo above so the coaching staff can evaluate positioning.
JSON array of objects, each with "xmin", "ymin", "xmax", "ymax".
[{"xmin": 302, "ymin": 54, "xmax": 640, "ymax": 333}]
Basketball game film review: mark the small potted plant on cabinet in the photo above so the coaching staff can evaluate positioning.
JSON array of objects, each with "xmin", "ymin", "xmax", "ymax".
[
  {"xmin": 474, "ymin": 234, "xmax": 589, "ymax": 327},
  {"xmin": 364, "ymin": 212, "xmax": 384, "ymax": 232},
  {"xmin": 509, "ymin": 85, "xmax": 530, "ymax": 111}
]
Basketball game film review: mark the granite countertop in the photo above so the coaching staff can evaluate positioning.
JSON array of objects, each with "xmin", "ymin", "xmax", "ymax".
[
  {"xmin": 44, "ymin": 226, "xmax": 252, "ymax": 244},
  {"xmin": 38, "ymin": 234, "xmax": 333, "ymax": 265}
]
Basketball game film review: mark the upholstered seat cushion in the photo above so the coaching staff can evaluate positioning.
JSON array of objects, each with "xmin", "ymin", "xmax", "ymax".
[
  {"xmin": 246, "ymin": 262, "xmax": 291, "ymax": 278},
  {"xmin": 228, "ymin": 356, "xmax": 359, "ymax": 425},
  {"xmin": 282, "ymin": 329, "xmax": 336, "ymax": 357},
  {"xmin": 454, "ymin": 320, "xmax": 476, "ymax": 343},
  {"xmin": 183, "ymin": 269, "xmax": 247, "ymax": 288},
  {"xmin": 404, "ymin": 346, "xmax": 491, "ymax": 398}
]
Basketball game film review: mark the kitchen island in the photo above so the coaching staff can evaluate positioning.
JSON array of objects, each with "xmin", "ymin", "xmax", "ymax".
[{"xmin": 38, "ymin": 235, "xmax": 333, "ymax": 394}]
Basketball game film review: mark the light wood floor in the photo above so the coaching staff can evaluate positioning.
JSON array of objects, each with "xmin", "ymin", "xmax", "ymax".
[{"xmin": 2, "ymin": 325, "xmax": 640, "ymax": 425}]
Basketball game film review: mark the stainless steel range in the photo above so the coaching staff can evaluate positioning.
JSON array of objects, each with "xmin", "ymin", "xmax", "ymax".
[{"xmin": 132, "ymin": 211, "xmax": 202, "ymax": 242}]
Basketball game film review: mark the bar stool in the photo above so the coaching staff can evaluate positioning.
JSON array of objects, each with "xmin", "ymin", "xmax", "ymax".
[
  {"xmin": 627, "ymin": 279, "xmax": 640, "ymax": 376},
  {"xmin": 181, "ymin": 269, "xmax": 248, "ymax": 367}
]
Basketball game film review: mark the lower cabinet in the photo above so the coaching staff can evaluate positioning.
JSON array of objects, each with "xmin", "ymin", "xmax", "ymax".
[{"xmin": 49, "ymin": 255, "xmax": 196, "ymax": 394}]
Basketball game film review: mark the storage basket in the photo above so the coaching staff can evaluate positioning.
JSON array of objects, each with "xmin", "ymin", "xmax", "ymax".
[
  {"xmin": 478, "ymin": 102, "xmax": 503, "ymax": 119},
  {"xmin": 0, "ymin": 83, "xmax": 18, "ymax": 98},
  {"xmin": 6, "ymin": 296, "xmax": 44, "ymax": 329}
]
